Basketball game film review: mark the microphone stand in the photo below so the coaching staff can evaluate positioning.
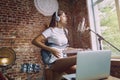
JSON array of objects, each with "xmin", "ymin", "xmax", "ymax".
[{"xmin": 89, "ymin": 29, "xmax": 120, "ymax": 52}]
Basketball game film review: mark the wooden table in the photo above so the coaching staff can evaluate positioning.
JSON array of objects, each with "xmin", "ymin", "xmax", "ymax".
[
  {"xmin": 62, "ymin": 74, "xmax": 120, "ymax": 80},
  {"xmin": 105, "ymin": 76, "xmax": 120, "ymax": 80}
]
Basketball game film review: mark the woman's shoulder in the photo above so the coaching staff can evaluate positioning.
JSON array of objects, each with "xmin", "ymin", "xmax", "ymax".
[{"xmin": 44, "ymin": 27, "xmax": 53, "ymax": 31}]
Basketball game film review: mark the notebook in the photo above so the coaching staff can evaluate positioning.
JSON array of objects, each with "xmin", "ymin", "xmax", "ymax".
[
  {"xmin": 63, "ymin": 50, "xmax": 111, "ymax": 80},
  {"xmin": 76, "ymin": 50, "xmax": 111, "ymax": 80}
]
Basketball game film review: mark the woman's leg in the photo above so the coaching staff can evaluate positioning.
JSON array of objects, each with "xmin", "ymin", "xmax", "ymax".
[
  {"xmin": 65, "ymin": 65, "xmax": 76, "ymax": 74},
  {"xmin": 50, "ymin": 55, "xmax": 76, "ymax": 73}
]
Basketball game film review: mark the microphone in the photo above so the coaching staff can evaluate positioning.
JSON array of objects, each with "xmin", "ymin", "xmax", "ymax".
[
  {"xmin": 77, "ymin": 17, "xmax": 91, "ymax": 33},
  {"xmin": 77, "ymin": 17, "xmax": 86, "ymax": 33}
]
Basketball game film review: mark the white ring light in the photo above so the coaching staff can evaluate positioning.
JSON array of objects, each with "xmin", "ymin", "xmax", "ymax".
[{"xmin": 34, "ymin": 0, "xmax": 59, "ymax": 16}]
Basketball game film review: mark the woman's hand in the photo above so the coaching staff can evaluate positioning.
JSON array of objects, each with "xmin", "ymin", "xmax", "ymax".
[{"xmin": 51, "ymin": 48, "xmax": 61, "ymax": 58}]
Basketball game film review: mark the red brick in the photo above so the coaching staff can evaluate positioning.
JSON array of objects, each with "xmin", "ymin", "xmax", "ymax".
[{"xmin": 0, "ymin": 0, "xmax": 90, "ymax": 79}]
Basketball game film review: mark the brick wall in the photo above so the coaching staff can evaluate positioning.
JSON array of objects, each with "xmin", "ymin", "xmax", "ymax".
[
  {"xmin": 0, "ymin": 0, "xmax": 90, "ymax": 79},
  {"xmin": 70, "ymin": 0, "xmax": 91, "ymax": 48},
  {"xmin": 0, "ymin": 0, "xmax": 51, "ymax": 79}
]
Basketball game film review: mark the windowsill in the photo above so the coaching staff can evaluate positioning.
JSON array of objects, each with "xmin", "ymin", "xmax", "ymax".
[
  {"xmin": 111, "ymin": 55, "xmax": 120, "ymax": 60},
  {"xmin": 111, "ymin": 56, "xmax": 120, "ymax": 66}
]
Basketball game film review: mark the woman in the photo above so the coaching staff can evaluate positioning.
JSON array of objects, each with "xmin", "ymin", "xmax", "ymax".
[{"xmin": 32, "ymin": 10, "xmax": 76, "ymax": 74}]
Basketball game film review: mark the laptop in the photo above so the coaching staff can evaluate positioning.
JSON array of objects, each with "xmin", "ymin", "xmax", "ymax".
[
  {"xmin": 76, "ymin": 50, "xmax": 111, "ymax": 80},
  {"xmin": 63, "ymin": 50, "xmax": 111, "ymax": 80}
]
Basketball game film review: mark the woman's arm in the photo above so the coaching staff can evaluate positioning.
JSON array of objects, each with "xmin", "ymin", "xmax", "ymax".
[{"xmin": 32, "ymin": 34, "xmax": 61, "ymax": 58}]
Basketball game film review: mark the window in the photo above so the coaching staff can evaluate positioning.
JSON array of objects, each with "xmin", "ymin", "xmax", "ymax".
[
  {"xmin": 98, "ymin": 0, "xmax": 120, "ymax": 55},
  {"xmin": 87, "ymin": 0, "xmax": 120, "ymax": 55}
]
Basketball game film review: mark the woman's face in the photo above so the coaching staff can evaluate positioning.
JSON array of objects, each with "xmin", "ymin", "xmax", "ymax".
[{"xmin": 60, "ymin": 13, "xmax": 67, "ymax": 24}]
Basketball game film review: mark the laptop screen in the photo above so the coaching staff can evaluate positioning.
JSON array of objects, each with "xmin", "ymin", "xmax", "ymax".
[{"xmin": 76, "ymin": 50, "xmax": 111, "ymax": 80}]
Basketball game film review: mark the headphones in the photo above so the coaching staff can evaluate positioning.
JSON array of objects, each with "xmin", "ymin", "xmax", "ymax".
[{"xmin": 55, "ymin": 11, "xmax": 60, "ymax": 22}]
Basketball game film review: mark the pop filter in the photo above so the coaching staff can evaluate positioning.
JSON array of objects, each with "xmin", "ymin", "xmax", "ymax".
[{"xmin": 77, "ymin": 17, "xmax": 86, "ymax": 33}]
